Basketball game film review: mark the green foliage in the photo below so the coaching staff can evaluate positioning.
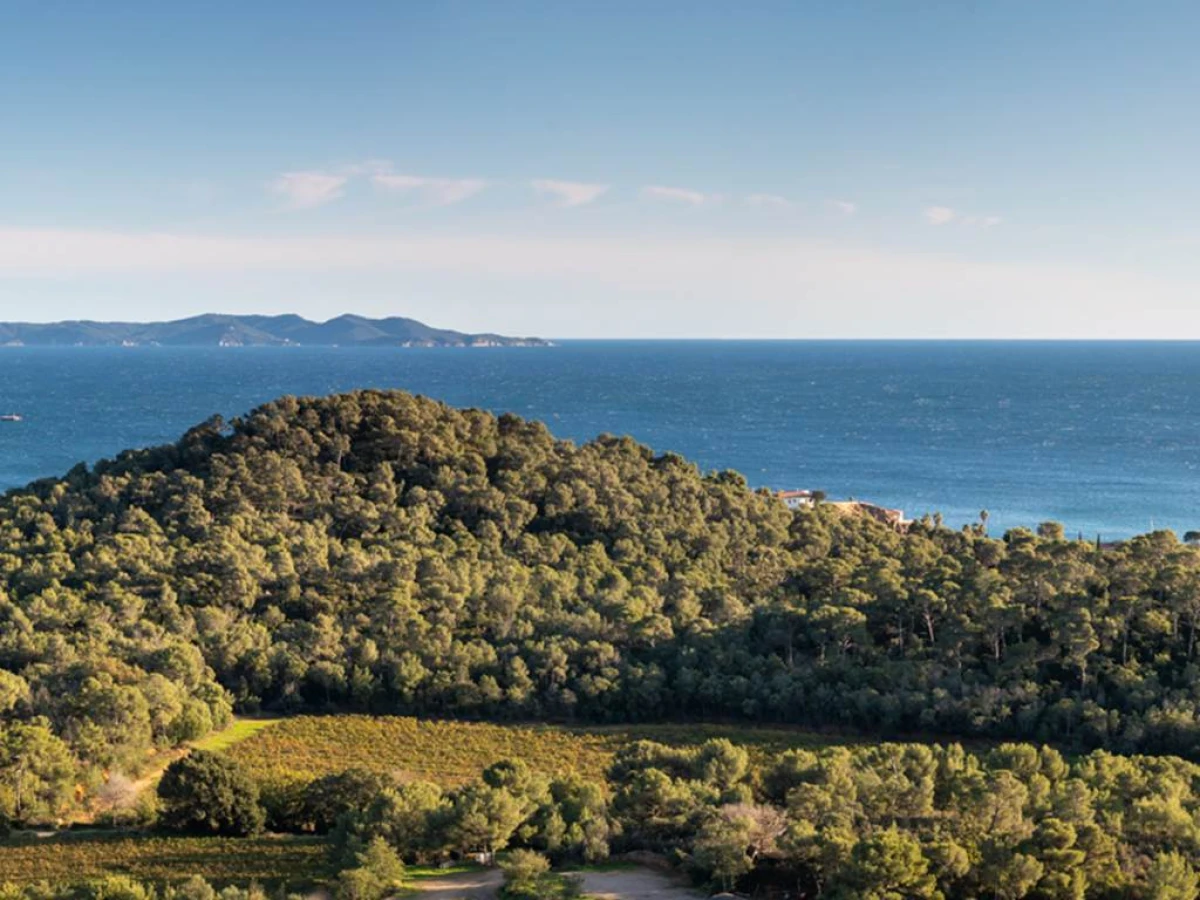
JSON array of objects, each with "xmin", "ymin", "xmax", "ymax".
[
  {"xmin": 327, "ymin": 752, "xmax": 616, "ymax": 871},
  {"xmin": 331, "ymin": 779, "xmax": 447, "ymax": 863},
  {"xmin": 7, "ymin": 727, "xmax": 1200, "ymax": 898},
  {"xmin": 830, "ymin": 827, "xmax": 936, "ymax": 900},
  {"xmin": 447, "ymin": 781, "xmax": 529, "ymax": 856},
  {"xmin": 157, "ymin": 752, "xmax": 264, "ymax": 836},
  {"xmin": 691, "ymin": 816, "xmax": 754, "ymax": 891},
  {"xmin": 334, "ymin": 836, "xmax": 404, "ymax": 900},
  {"xmin": 12, "ymin": 389, "xmax": 1200, "ymax": 812},
  {"xmin": 1145, "ymin": 851, "xmax": 1199, "ymax": 900},
  {"xmin": 499, "ymin": 850, "xmax": 580, "ymax": 900},
  {"xmin": 0, "ymin": 721, "xmax": 74, "ymax": 825},
  {"xmin": 604, "ymin": 736, "xmax": 1200, "ymax": 899},
  {"xmin": 9, "ymin": 390, "xmax": 1200, "ymax": 896},
  {"xmin": 300, "ymin": 769, "xmax": 393, "ymax": 834}
]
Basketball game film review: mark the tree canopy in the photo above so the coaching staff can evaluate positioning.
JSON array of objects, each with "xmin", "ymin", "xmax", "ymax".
[
  {"xmin": 3, "ymin": 390, "xmax": 1200, "ymax": 819},
  {"xmin": 156, "ymin": 751, "xmax": 264, "ymax": 836}
]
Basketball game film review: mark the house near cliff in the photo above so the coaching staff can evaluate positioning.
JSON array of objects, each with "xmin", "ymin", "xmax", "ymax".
[
  {"xmin": 777, "ymin": 489, "xmax": 815, "ymax": 510},
  {"xmin": 829, "ymin": 500, "xmax": 912, "ymax": 532},
  {"xmin": 777, "ymin": 489, "xmax": 910, "ymax": 532}
]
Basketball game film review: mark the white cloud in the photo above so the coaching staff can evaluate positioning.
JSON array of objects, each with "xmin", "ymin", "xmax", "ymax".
[
  {"xmin": 269, "ymin": 171, "xmax": 349, "ymax": 209},
  {"xmin": 272, "ymin": 165, "xmax": 809, "ymax": 217},
  {"xmin": 925, "ymin": 206, "xmax": 1002, "ymax": 228},
  {"xmin": 372, "ymin": 174, "xmax": 487, "ymax": 206},
  {"xmin": 830, "ymin": 200, "xmax": 857, "ymax": 216},
  {"xmin": 744, "ymin": 193, "xmax": 792, "ymax": 209},
  {"xmin": 531, "ymin": 179, "xmax": 609, "ymax": 207},
  {"xmin": 642, "ymin": 185, "xmax": 711, "ymax": 206},
  {"xmin": 268, "ymin": 162, "xmax": 488, "ymax": 209},
  {"xmin": 925, "ymin": 206, "xmax": 958, "ymax": 225},
  {"xmin": 963, "ymin": 214, "xmax": 1003, "ymax": 228},
  {"xmin": 340, "ymin": 159, "xmax": 394, "ymax": 177}
]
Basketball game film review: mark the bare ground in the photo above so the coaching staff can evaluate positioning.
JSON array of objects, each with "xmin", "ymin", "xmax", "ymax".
[
  {"xmin": 409, "ymin": 869, "xmax": 504, "ymax": 900},
  {"xmin": 407, "ymin": 867, "xmax": 703, "ymax": 900},
  {"xmin": 574, "ymin": 869, "xmax": 705, "ymax": 900}
]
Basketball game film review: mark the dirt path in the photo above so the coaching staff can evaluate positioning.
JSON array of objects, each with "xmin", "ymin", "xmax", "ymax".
[
  {"xmin": 573, "ymin": 869, "xmax": 705, "ymax": 900},
  {"xmin": 77, "ymin": 717, "xmax": 282, "ymax": 824},
  {"xmin": 409, "ymin": 869, "xmax": 504, "ymax": 900},
  {"xmin": 71, "ymin": 746, "xmax": 190, "ymax": 824},
  {"xmin": 405, "ymin": 867, "xmax": 700, "ymax": 900}
]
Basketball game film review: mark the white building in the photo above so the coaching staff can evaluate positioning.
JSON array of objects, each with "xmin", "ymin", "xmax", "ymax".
[{"xmin": 778, "ymin": 489, "xmax": 815, "ymax": 510}]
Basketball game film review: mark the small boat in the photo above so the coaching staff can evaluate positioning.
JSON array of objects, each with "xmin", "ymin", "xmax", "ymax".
[{"xmin": 0, "ymin": 414, "xmax": 22, "ymax": 422}]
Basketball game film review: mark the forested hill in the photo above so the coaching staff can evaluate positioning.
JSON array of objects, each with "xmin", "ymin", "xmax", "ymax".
[
  {"xmin": 5, "ymin": 389, "xmax": 1200, "ymax": 779},
  {"xmin": 0, "ymin": 313, "xmax": 550, "ymax": 347}
]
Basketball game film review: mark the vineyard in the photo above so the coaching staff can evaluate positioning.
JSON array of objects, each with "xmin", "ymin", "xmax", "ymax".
[
  {"xmin": 190, "ymin": 718, "xmax": 284, "ymax": 753},
  {"xmin": 0, "ymin": 833, "xmax": 333, "ymax": 885},
  {"xmin": 219, "ymin": 715, "xmax": 844, "ymax": 787}
]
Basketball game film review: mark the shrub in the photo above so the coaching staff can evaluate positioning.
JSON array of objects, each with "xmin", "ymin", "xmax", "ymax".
[
  {"xmin": 334, "ymin": 837, "xmax": 404, "ymax": 900},
  {"xmin": 157, "ymin": 752, "xmax": 265, "ymax": 836},
  {"xmin": 499, "ymin": 850, "xmax": 580, "ymax": 900},
  {"xmin": 302, "ymin": 769, "xmax": 394, "ymax": 833}
]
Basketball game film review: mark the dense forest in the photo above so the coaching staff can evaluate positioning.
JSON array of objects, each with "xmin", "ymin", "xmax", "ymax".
[
  {"xmin": 308, "ymin": 738, "xmax": 1200, "ymax": 899},
  {"xmin": 4, "ymin": 390, "xmax": 1200, "ymax": 818},
  {"xmin": 10, "ymin": 738, "xmax": 1200, "ymax": 899}
]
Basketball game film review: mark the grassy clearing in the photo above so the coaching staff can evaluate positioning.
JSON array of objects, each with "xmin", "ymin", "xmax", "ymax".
[
  {"xmin": 221, "ymin": 715, "xmax": 847, "ymax": 788},
  {"xmin": 406, "ymin": 863, "xmax": 484, "ymax": 879},
  {"xmin": 0, "ymin": 833, "xmax": 333, "ymax": 886},
  {"xmin": 191, "ymin": 718, "xmax": 285, "ymax": 753}
]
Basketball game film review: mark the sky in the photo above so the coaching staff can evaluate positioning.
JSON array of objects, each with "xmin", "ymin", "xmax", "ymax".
[{"xmin": 2, "ymin": 0, "xmax": 1199, "ymax": 338}]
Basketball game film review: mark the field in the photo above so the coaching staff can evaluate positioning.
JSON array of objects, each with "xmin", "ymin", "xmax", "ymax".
[
  {"xmin": 0, "ymin": 833, "xmax": 332, "ymax": 885},
  {"xmin": 190, "ymin": 718, "xmax": 284, "ymax": 753},
  {"xmin": 219, "ymin": 715, "xmax": 847, "ymax": 787}
]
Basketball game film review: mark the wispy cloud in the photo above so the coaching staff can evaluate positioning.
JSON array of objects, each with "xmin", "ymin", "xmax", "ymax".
[
  {"xmin": 744, "ymin": 193, "xmax": 792, "ymax": 209},
  {"xmin": 269, "ymin": 171, "xmax": 349, "ymax": 209},
  {"xmin": 924, "ymin": 206, "xmax": 958, "ymax": 225},
  {"xmin": 642, "ymin": 185, "xmax": 712, "ymax": 207},
  {"xmin": 269, "ymin": 162, "xmax": 487, "ymax": 209},
  {"xmin": 924, "ymin": 206, "xmax": 1002, "ymax": 228},
  {"xmin": 271, "ymin": 165, "xmax": 810, "ymax": 216},
  {"xmin": 531, "ymin": 179, "xmax": 609, "ymax": 207},
  {"xmin": 340, "ymin": 159, "xmax": 393, "ymax": 177},
  {"xmin": 373, "ymin": 174, "xmax": 487, "ymax": 206},
  {"xmin": 830, "ymin": 199, "xmax": 857, "ymax": 216}
]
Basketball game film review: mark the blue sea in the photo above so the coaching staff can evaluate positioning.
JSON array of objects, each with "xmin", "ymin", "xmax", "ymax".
[{"xmin": 0, "ymin": 341, "xmax": 1197, "ymax": 540}]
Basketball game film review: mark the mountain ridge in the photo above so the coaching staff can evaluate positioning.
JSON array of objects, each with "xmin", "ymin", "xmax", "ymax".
[{"xmin": 0, "ymin": 313, "xmax": 551, "ymax": 347}]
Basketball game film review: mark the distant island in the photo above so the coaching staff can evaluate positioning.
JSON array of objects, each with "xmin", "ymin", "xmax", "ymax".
[{"xmin": 0, "ymin": 313, "xmax": 552, "ymax": 348}]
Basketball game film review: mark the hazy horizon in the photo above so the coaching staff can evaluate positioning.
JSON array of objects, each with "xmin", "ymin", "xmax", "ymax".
[{"xmin": 16, "ymin": 311, "xmax": 1200, "ymax": 343}]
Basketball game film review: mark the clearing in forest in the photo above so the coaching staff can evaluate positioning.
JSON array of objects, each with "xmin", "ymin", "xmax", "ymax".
[{"xmin": 218, "ymin": 715, "xmax": 849, "ymax": 786}]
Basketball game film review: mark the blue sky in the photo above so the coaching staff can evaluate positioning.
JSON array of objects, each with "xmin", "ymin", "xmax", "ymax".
[{"xmin": 1, "ymin": 1, "xmax": 1198, "ymax": 337}]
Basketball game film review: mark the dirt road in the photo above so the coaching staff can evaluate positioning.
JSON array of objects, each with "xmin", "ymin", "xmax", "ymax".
[
  {"xmin": 410, "ymin": 868, "xmax": 504, "ymax": 900},
  {"xmin": 575, "ymin": 868, "xmax": 704, "ymax": 900},
  {"xmin": 407, "ymin": 866, "xmax": 703, "ymax": 900}
]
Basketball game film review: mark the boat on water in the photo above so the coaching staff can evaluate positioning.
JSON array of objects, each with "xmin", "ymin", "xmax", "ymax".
[{"xmin": 0, "ymin": 414, "xmax": 22, "ymax": 422}]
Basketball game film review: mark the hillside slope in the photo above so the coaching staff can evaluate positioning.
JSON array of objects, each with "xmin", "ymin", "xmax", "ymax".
[{"xmin": 2, "ymin": 389, "xmax": 1200, "ymax": 788}]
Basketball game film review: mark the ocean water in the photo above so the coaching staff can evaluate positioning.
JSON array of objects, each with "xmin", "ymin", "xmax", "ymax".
[{"xmin": 0, "ymin": 341, "xmax": 1196, "ymax": 540}]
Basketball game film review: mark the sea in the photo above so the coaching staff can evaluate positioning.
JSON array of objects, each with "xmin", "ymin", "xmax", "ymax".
[{"xmin": 0, "ymin": 340, "xmax": 1197, "ymax": 541}]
